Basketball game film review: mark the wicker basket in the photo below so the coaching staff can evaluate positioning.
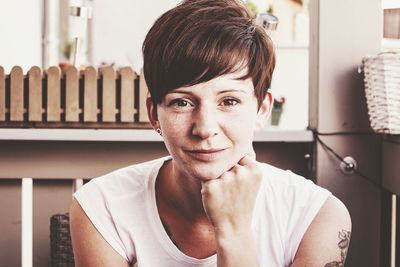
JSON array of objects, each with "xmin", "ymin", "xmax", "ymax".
[
  {"xmin": 362, "ymin": 52, "xmax": 400, "ymax": 134},
  {"xmin": 50, "ymin": 213, "xmax": 75, "ymax": 267}
]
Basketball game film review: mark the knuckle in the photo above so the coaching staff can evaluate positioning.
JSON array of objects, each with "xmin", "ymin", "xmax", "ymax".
[{"xmin": 233, "ymin": 165, "xmax": 244, "ymax": 174}]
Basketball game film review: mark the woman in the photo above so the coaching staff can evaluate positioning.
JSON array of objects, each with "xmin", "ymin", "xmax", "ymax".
[{"xmin": 70, "ymin": 0, "xmax": 351, "ymax": 266}]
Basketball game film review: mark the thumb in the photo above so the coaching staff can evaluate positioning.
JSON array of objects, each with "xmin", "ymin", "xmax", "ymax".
[
  {"xmin": 248, "ymin": 146, "xmax": 256, "ymax": 160},
  {"xmin": 200, "ymin": 180, "xmax": 212, "ymax": 196}
]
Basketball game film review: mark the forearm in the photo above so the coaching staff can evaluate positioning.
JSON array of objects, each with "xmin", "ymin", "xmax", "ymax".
[{"xmin": 215, "ymin": 226, "xmax": 260, "ymax": 267}]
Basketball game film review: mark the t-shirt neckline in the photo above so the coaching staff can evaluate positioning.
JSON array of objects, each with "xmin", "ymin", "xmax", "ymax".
[{"xmin": 147, "ymin": 156, "xmax": 217, "ymax": 266}]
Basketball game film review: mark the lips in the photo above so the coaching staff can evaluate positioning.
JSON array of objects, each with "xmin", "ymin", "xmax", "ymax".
[
  {"xmin": 185, "ymin": 148, "xmax": 226, "ymax": 162},
  {"xmin": 191, "ymin": 149, "xmax": 225, "ymax": 153}
]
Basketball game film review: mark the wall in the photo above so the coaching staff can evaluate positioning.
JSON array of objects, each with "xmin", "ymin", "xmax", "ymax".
[
  {"xmin": 382, "ymin": 136, "xmax": 400, "ymax": 196},
  {"xmin": 0, "ymin": 0, "xmax": 42, "ymax": 73},
  {"xmin": 270, "ymin": 45, "xmax": 308, "ymax": 130},
  {"xmin": 91, "ymin": 0, "xmax": 180, "ymax": 72},
  {"xmin": 309, "ymin": 0, "xmax": 384, "ymax": 266},
  {"xmin": 0, "ymin": 3, "xmax": 42, "ymax": 264}
]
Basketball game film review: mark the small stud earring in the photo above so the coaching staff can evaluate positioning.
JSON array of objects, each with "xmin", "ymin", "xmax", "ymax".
[{"xmin": 156, "ymin": 128, "xmax": 162, "ymax": 136}]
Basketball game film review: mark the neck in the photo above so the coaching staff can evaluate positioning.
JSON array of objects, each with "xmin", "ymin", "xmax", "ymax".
[{"xmin": 158, "ymin": 159, "xmax": 207, "ymax": 221}]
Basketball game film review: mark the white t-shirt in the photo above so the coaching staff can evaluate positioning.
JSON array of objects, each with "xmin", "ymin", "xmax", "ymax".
[{"xmin": 73, "ymin": 156, "xmax": 331, "ymax": 267}]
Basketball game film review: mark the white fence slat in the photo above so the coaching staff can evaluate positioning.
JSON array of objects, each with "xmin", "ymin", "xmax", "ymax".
[
  {"xmin": 391, "ymin": 194, "xmax": 397, "ymax": 267},
  {"xmin": 21, "ymin": 178, "xmax": 33, "ymax": 267},
  {"xmin": 73, "ymin": 178, "xmax": 84, "ymax": 193}
]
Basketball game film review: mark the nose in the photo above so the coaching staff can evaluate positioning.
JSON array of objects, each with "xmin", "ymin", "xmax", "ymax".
[{"xmin": 191, "ymin": 105, "xmax": 219, "ymax": 139}]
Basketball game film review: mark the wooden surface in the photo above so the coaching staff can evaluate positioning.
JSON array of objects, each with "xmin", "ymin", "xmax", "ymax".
[
  {"xmin": 0, "ymin": 141, "xmax": 310, "ymax": 179},
  {"xmin": 0, "ymin": 66, "xmax": 5, "ymax": 121},
  {"xmin": 139, "ymin": 68, "xmax": 149, "ymax": 123},
  {"xmin": 0, "ymin": 65, "xmax": 142, "ymax": 127},
  {"xmin": 28, "ymin": 66, "xmax": 42, "ymax": 122},
  {"xmin": 0, "ymin": 121, "xmax": 151, "ymax": 129},
  {"xmin": 46, "ymin": 67, "xmax": 61, "ymax": 122},
  {"xmin": 0, "ymin": 141, "xmax": 169, "ymax": 179},
  {"xmin": 65, "ymin": 67, "xmax": 80, "ymax": 122},
  {"xmin": 83, "ymin": 67, "xmax": 98, "ymax": 122},
  {"xmin": 101, "ymin": 66, "xmax": 116, "ymax": 122},
  {"xmin": 384, "ymin": 9, "xmax": 400, "ymax": 39},
  {"xmin": 0, "ymin": 128, "xmax": 314, "ymax": 142},
  {"xmin": 119, "ymin": 67, "xmax": 136, "ymax": 122},
  {"xmin": 10, "ymin": 66, "xmax": 24, "ymax": 121}
]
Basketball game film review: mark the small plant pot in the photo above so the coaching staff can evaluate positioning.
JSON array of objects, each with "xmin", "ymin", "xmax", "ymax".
[
  {"xmin": 271, "ymin": 108, "xmax": 283, "ymax": 126},
  {"xmin": 59, "ymin": 63, "xmax": 72, "ymax": 72}
]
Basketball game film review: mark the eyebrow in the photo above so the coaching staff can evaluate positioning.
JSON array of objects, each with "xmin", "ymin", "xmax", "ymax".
[
  {"xmin": 167, "ymin": 88, "xmax": 249, "ymax": 95},
  {"xmin": 218, "ymin": 89, "xmax": 249, "ymax": 94}
]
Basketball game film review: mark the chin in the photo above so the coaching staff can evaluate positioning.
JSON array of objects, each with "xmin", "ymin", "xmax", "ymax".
[
  {"xmin": 192, "ymin": 171, "xmax": 223, "ymax": 181},
  {"xmin": 187, "ymin": 161, "xmax": 234, "ymax": 180}
]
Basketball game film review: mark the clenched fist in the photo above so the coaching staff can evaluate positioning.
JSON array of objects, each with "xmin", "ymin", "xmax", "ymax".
[{"xmin": 200, "ymin": 154, "xmax": 262, "ymax": 234}]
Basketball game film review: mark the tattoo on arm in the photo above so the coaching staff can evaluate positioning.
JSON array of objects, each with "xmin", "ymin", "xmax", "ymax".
[{"xmin": 324, "ymin": 230, "xmax": 351, "ymax": 267}]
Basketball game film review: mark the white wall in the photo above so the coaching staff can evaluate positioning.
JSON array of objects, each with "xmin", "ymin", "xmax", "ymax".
[
  {"xmin": 270, "ymin": 45, "xmax": 309, "ymax": 130},
  {"xmin": 0, "ymin": 0, "xmax": 42, "ymax": 73},
  {"xmin": 91, "ymin": 0, "xmax": 180, "ymax": 73}
]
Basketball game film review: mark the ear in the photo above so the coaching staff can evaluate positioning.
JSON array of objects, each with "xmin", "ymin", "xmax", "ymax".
[
  {"xmin": 255, "ymin": 91, "xmax": 274, "ymax": 130},
  {"xmin": 146, "ymin": 97, "xmax": 160, "ymax": 130}
]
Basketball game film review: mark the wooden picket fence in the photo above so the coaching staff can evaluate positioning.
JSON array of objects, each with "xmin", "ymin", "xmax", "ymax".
[{"xmin": 0, "ymin": 65, "xmax": 150, "ymax": 128}]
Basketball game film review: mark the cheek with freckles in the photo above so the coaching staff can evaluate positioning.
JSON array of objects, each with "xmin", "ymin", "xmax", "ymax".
[
  {"xmin": 159, "ymin": 116, "xmax": 193, "ymax": 161},
  {"xmin": 225, "ymin": 115, "xmax": 257, "ymax": 151}
]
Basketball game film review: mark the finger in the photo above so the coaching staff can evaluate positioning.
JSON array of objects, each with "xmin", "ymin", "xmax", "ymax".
[
  {"xmin": 201, "ymin": 179, "xmax": 215, "ymax": 189},
  {"xmin": 201, "ymin": 180, "xmax": 210, "ymax": 195},
  {"xmin": 238, "ymin": 154, "xmax": 256, "ymax": 167},
  {"xmin": 248, "ymin": 146, "xmax": 256, "ymax": 160},
  {"xmin": 201, "ymin": 178, "xmax": 219, "ymax": 191}
]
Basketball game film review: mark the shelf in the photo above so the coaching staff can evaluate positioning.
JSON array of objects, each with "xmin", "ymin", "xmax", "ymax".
[
  {"xmin": 382, "ymin": 38, "xmax": 400, "ymax": 51},
  {"xmin": 0, "ymin": 128, "xmax": 314, "ymax": 142},
  {"xmin": 253, "ymin": 128, "xmax": 313, "ymax": 142}
]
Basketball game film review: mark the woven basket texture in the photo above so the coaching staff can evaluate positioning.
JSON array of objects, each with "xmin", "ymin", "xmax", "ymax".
[
  {"xmin": 50, "ymin": 213, "xmax": 75, "ymax": 267},
  {"xmin": 362, "ymin": 52, "xmax": 400, "ymax": 134}
]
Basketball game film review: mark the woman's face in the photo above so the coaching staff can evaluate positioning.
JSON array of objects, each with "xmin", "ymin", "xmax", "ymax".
[{"xmin": 150, "ymin": 68, "xmax": 270, "ymax": 181}]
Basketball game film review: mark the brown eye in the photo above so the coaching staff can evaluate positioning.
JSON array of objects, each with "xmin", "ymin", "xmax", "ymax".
[
  {"xmin": 170, "ymin": 99, "xmax": 192, "ymax": 107},
  {"xmin": 176, "ymin": 100, "xmax": 189, "ymax": 106},
  {"xmin": 221, "ymin": 98, "xmax": 239, "ymax": 106}
]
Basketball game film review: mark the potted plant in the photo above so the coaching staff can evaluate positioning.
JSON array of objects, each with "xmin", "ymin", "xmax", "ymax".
[
  {"xmin": 271, "ymin": 96, "xmax": 286, "ymax": 126},
  {"xmin": 59, "ymin": 40, "xmax": 73, "ymax": 72}
]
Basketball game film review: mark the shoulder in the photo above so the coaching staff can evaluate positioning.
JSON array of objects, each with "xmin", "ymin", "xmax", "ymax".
[
  {"xmin": 70, "ymin": 199, "xmax": 132, "ymax": 267},
  {"xmin": 98, "ymin": 156, "xmax": 168, "ymax": 183},
  {"xmin": 257, "ymin": 161, "xmax": 311, "ymax": 185},
  {"xmin": 292, "ymin": 195, "xmax": 352, "ymax": 266},
  {"xmin": 255, "ymin": 162, "xmax": 351, "ymax": 266},
  {"xmin": 80, "ymin": 156, "xmax": 169, "ymax": 196},
  {"xmin": 72, "ymin": 156, "xmax": 168, "ymax": 221},
  {"xmin": 256, "ymin": 161, "xmax": 331, "ymax": 200},
  {"xmin": 255, "ymin": 161, "xmax": 335, "ymax": 264},
  {"xmin": 69, "ymin": 157, "xmax": 169, "ymax": 266}
]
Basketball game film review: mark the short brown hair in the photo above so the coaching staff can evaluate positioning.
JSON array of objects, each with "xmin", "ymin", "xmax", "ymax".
[{"xmin": 142, "ymin": 0, "xmax": 275, "ymax": 108}]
